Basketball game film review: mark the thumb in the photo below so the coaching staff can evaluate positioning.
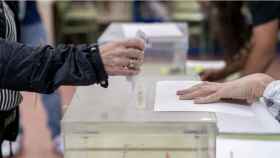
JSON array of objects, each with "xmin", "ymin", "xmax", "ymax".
[{"xmin": 194, "ymin": 92, "xmax": 221, "ymax": 104}]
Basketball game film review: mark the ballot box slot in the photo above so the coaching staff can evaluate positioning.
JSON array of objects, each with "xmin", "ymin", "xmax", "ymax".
[{"xmin": 65, "ymin": 147, "xmax": 209, "ymax": 151}]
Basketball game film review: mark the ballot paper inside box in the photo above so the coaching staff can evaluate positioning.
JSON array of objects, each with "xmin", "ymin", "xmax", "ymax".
[
  {"xmin": 62, "ymin": 76, "xmax": 217, "ymax": 158},
  {"xmin": 98, "ymin": 23, "xmax": 189, "ymax": 75}
]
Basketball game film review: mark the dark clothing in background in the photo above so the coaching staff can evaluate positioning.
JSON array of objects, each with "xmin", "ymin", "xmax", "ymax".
[
  {"xmin": 0, "ymin": 109, "xmax": 19, "ymax": 142},
  {"xmin": 0, "ymin": 108, "xmax": 19, "ymax": 158},
  {"xmin": 5, "ymin": 1, "xmax": 21, "ymax": 40},
  {"xmin": 21, "ymin": 1, "xmax": 41, "ymax": 25},
  {"xmin": 248, "ymin": 1, "xmax": 280, "ymax": 27}
]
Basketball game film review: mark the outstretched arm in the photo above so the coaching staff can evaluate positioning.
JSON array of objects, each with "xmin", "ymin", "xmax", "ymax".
[{"xmin": 0, "ymin": 38, "xmax": 144, "ymax": 93}]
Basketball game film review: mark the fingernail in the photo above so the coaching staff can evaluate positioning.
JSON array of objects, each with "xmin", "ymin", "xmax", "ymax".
[{"xmin": 177, "ymin": 92, "xmax": 186, "ymax": 96}]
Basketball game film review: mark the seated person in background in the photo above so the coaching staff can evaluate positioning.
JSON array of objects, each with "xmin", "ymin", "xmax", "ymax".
[
  {"xmin": 133, "ymin": 0, "xmax": 170, "ymax": 22},
  {"xmin": 200, "ymin": 1, "xmax": 280, "ymax": 81},
  {"xmin": 177, "ymin": 73, "xmax": 280, "ymax": 121}
]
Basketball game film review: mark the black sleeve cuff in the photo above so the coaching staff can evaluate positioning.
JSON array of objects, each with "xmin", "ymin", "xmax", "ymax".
[
  {"xmin": 248, "ymin": 1, "xmax": 280, "ymax": 27},
  {"xmin": 89, "ymin": 44, "xmax": 108, "ymax": 88}
]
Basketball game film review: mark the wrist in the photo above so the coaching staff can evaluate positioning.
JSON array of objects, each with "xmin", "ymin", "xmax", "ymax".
[
  {"xmin": 256, "ymin": 73, "xmax": 274, "ymax": 97},
  {"xmin": 90, "ymin": 44, "xmax": 108, "ymax": 88}
]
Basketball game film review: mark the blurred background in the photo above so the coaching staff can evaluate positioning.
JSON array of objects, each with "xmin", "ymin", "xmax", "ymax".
[{"xmin": 41, "ymin": 1, "xmax": 221, "ymax": 59}]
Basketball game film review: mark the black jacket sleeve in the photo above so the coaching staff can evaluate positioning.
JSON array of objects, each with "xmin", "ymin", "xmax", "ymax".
[
  {"xmin": 0, "ymin": 38, "xmax": 108, "ymax": 94},
  {"xmin": 248, "ymin": 1, "xmax": 280, "ymax": 27}
]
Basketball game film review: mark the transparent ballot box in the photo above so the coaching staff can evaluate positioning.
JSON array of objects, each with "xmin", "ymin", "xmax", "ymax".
[
  {"xmin": 62, "ymin": 76, "xmax": 217, "ymax": 158},
  {"xmin": 98, "ymin": 23, "xmax": 189, "ymax": 75}
]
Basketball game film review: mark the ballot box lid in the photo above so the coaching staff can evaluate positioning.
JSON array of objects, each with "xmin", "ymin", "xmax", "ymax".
[{"xmin": 98, "ymin": 22, "xmax": 188, "ymax": 44}]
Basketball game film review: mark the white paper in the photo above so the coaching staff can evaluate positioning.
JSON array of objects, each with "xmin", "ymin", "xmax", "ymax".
[
  {"xmin": 154, "ymin": 81, "xmax": 255, "ymax": 117},
  {"xmin": 216, "ymin": 137, "xmax": 280, "ymax": 158},
  {"xmin": 122, "ymin": 23, "xmax": 183, "ymax": 38},
  {"xmin": 216, "ymin": 101, "xmax": 280, "ymax": 134},
  {"xmin": 187, "ymin": 60, "xmax": 226, "ymax": 70}
]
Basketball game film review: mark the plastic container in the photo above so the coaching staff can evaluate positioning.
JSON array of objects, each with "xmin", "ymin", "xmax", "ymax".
[{"xmin": 62, "ymin": 76, "xmax": 217, "ymax": 158}]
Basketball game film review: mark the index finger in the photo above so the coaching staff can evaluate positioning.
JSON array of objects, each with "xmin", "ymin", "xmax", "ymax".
[
  {"xmin": 194, "ymin": 92, "xmax": 221, "ymax": 104},
  {"xmin": 176, "ymin": 82, "xmax": 209, "ymax": 95},
  {"xmin": 122, "ymin": 38, "xmax": 145, "ymax": 50}
]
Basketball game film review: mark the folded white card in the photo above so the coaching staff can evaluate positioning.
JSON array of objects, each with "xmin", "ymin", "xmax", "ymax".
[
  {"xmin": 122, "ymin": 23, "xmax": 183, "ymax": 38},
  {"xmin": 187, "ymin": 60, "xmax": 226, "ymax": 70},
  {"xmin": 154, "ymin": 81, "xmax": 255, "ymax": 117}
]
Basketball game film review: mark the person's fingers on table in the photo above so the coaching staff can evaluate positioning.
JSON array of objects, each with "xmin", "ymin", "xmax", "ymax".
[
  {"xmin": 176, "ymin": 82, "xmax": 211, "ymax": 95},
  {"xmin": 194, "ymin": 92, "xmax": 221, "ymax": 104},
  {"xmin": 176, "ymin": 83, "xmax": 204, "ymax": 95},
  {"xmin": 178, "ymin": 86, "xmax": 216, "ymax": 100},
  {"xmin": 122, "ymin": 38, "xmax": 145, "ymax": 50}
]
